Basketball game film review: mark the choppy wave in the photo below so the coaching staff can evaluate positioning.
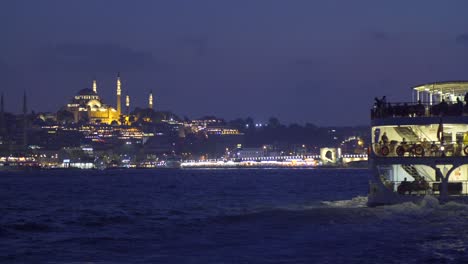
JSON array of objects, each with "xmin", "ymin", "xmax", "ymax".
[
  {"xmin": 321, "ymin": 194, "xmax": 468, "ymax": 216},
  {"xmin": 68, "ymin": 209, "xmax": 134, "ymax": 227},
  {"xmin": 8, "ymin": 222, "xmax": 51, "ymax": 232},
  {"xmin": 3, "ymin": 169, "xmax": 468, "ymax": 263},
  {"xmin": 374, "ymin": 195, "xmax": 468, "ymax": 221}
]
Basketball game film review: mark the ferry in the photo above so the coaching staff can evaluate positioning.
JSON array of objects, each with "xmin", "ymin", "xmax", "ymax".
[
  {"xmin": 0, "ymin": 156, "xmax": 41, "ymax": 172},
  {"xmin": 368, "ymin": 81, "xmax": 468, "ymax": 206},
  {"xmin": 0, "ymin": 162, "xmax": 41, "ymax": 172}
]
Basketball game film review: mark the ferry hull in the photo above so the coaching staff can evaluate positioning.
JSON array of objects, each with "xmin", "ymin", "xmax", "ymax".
[
  {"xmin": 368, "ymin": 175, "xmax": 425, "ymax": 206},
  {"xmin": 368, "ymin": 158, "xmax": 468, "ymax": 206}
]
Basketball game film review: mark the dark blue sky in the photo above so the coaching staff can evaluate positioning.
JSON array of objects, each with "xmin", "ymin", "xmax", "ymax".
[{"xmin": 2, "ymin": 0, "xmax": 468, "ymax": 125}]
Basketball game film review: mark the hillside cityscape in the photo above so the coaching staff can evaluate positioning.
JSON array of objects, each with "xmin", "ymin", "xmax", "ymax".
[{"xmin": 0, "ymin": 73, "xmax": 368, "ymax": 169}]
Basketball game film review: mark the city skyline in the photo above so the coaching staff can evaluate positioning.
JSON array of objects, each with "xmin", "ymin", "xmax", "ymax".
[{"xmin": 2, "ymin": 1, "xmax": 468, "ymax": 125}]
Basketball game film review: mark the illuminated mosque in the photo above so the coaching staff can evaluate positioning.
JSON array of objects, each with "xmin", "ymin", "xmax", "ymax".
[{"xmin": 66, "ymin": 73, "xmax": 154, "ymax": 124}]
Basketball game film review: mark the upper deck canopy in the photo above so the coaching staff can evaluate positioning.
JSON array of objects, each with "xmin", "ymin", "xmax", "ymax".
[{"xmin": 413, "ymin": 81, "xmax": 468, "ymax": 95}]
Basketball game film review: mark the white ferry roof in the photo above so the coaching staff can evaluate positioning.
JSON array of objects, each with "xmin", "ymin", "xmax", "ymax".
[{"xmin": 413, "ymin": 81, "xmax": 468, "ymax": 95}]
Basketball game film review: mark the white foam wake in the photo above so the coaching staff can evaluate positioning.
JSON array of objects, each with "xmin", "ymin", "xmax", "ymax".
[
  {"xmin": 321, "ymin": 196, "xmax": 368, "ymax": 208},
  {"xmin": 374, "ymin": 195, "xmax": 468, "ymax": 220}
]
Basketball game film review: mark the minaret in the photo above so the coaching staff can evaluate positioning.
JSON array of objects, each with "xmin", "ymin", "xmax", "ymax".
[
  {"xmin": 149, "ymin": 90, "xmax": 153, "ymax": 110},
  {"xmin": 125, "ymin": 94, "xmax": 130, "ymax": 115},
  {"xmin": 92, "ymin": 79, "xmax": 97, "ymax": 94},
  {"xmin": 116, "ymin": 73, "xmax": 122, "ymax": 115}
]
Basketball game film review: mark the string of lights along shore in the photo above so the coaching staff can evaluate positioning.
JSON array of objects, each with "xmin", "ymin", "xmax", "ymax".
[{"xmin": 65, "ymin": 73, "xmax": 154, "ymax": 125}]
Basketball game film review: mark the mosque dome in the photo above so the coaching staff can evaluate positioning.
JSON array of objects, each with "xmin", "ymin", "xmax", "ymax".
[
  {"xmin": 77, "ymin": 88, "xmax": 97, "ymax": 96},
  {"xmin": 87, "ymin": 99, "xmax": 102, "ymax": 109}
]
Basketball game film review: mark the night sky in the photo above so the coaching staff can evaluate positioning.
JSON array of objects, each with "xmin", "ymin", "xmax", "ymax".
[{"xmin": 2, "ymin": 1, "xmax": 468, "ymax": 126}]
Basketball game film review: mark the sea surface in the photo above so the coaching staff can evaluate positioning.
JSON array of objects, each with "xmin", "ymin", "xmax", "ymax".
[{"xmin": 1, "ymin": 168, "xmax": 467, "ymax": 263}]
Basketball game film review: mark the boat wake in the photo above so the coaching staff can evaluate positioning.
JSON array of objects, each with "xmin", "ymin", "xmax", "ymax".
[{"xmin": 321, "ymin": 196, "xmax": 368, "ymax": 208}]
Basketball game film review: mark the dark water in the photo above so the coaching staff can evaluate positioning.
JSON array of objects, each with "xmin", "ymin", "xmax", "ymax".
[{"xmin": 1, "ymin": 168, "xmax": 467, "ymax": 263}]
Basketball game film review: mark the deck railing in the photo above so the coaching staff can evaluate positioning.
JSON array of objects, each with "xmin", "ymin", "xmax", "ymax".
[
  {"xmin": 384, "ymin": 180, "xmax": 468, "ymax": 196},
  {"xmin": 373, "ymin": 140, "xmax": 467, "ymax": 158},
  {"xmin": 371, "ymin": 101, "xmax": 468, "ymax": 119}
]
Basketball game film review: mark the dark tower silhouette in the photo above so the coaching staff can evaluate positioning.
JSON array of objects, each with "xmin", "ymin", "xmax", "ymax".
[
  {"xmin": 23, "ymin": 91, "xmax": 28, "ymax": 148},
  {"xmin": 0, "ymin": 93, "xmax": 5, "ymax": 134},
  {"xmin": 0, "ymin": 92, "xmax": 6, "ymax": 149}
]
